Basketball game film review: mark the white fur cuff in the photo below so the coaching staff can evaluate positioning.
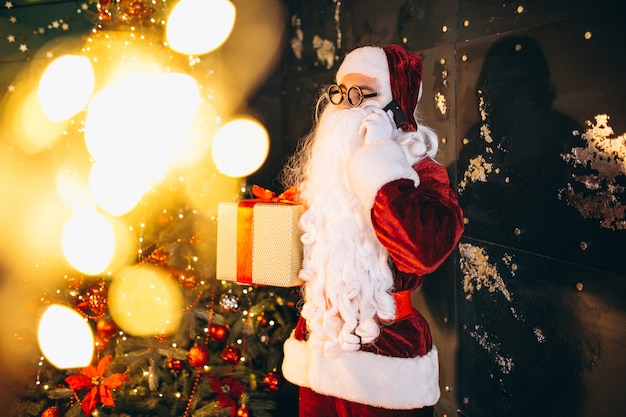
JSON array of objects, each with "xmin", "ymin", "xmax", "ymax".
[
  {"xmin": 347, "ymin": 140, "xmax": 420, "ymax": 209},
  {"xmin": 282, "ymin": 335, "xmax": 441, "ymax": 410}
]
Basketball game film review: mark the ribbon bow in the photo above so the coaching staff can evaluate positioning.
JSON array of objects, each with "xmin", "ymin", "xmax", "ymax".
[{"xmin": 251, "ymin": 185, "xmax": 299, "ymax": 204}]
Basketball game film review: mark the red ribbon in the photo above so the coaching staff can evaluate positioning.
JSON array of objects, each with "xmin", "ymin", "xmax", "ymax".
[
  {"xmin": 235, "ymin": 186, "xmax": 300, "ymax": 284},
  {"xmin": 250, "ymin": 185, "xmax": 299, "ymax": 204}
]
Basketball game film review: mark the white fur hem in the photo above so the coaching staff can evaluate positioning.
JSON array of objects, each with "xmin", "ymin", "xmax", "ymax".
[
  {"xmin": 347, "ymin": 140, "xmax": 420, "ymax": 209},
  {"xmin": 282, "ymin": 335, "xmax": 441, "ymax": 409}
]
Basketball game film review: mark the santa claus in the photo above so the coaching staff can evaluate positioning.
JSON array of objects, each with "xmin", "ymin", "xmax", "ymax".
[{"xmin": 281, "ymin": 44, "xmax": 464, "ymax": 416}]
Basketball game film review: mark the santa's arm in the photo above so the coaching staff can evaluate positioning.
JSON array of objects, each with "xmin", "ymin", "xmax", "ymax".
[
  {"xmin": 347, "ymin": 137, "xmax": 464, "ymax": 275},
  {"xmin": 371, "ymin": 157, "xmax": 464, "ymax": 275}
]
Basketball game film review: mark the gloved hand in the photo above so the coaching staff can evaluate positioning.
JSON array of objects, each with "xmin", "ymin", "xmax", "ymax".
[
  {"xmin": 348, "ymin": 108, "xmax": 419, "ymax": 209},
  {"xmin": 358, "ymin": 108, "xmax": 399, "ymax": 144}
]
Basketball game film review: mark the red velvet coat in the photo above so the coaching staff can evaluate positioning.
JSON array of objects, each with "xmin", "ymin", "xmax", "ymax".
[{"xmin": 282, "ymin": 156, "xmax": 464, "ymax": 410}]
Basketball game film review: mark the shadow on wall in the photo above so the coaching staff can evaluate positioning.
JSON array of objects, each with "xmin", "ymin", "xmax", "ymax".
[
  {"xmin": 457, "ymin": 35, "xmax": 586, "ymax": 258},
  {"xmin": 444, "ymin": 35, "xmax": 601, "ymax": 417}
]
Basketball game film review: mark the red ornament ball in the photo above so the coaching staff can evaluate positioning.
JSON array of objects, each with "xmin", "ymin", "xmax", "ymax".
[
  {"xmin": 262, "ymin": 371, "xmax": 280, "ymax": 391},
  {"xmin": 96, "ymin": 318, "xmax": 119, "ymax": 339},
  {"xmin": 167, "ymin": 357, "xmax": 184, "ymax": 372},
  {"xmin": 209, "ymin": 323, "xmax": 230, "ymax": 342},
  {"xmin": 41, "ymin": 406, "xmax": 61, "ymax": 417},
  {"xmin": 94, "ymin": 334, "xmax": 110, "ymax": 352},
  {"xmin": 221, "ymin": 345, "xmax": 241, "ymax": 364},
  {"xmin": 177, "ymin": 270, "xmax": 198, "ymax": 289},
  {"xmin": 236, "ymin": 404, "xmax": 252, "ymax": 417},
  {"xmin": 188, "ymin": 345, "xmax": 210, "ymax": 368}
]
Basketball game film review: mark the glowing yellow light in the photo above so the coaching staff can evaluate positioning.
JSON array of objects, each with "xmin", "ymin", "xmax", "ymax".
[
  {"xmin": 186, "ymin": 158, "xmax": 245, "ymax": 217},
  {"xmin": 38, "ymin": 55, "xmax": 94, "ymax": 121},
  {"xmin": 151, "ymin": 72, "xmax": 201, "ymax": 164},
  {"xmin": 56, "ymin": 156, "xmax": 94, "ymax": 212},
  {"xmin": 37, "ymin": 304, "xmax": 94, "ymax": 369},
  {"xmin": 84, "ymin": 70, "xmax": 201, "ymax": 206},
  {"xmin": 89, "ymin": 160, "xmax": 152, "ymax": 216},
  {"xmin": 16, "ymin": 186, "xmax": 71, "ymax": 266},
  {"xmin": 108, "ymin": 265, "xmax": 183, "ymax": 336},
  {"xmin": 84, "ymin": 84, "xmax": 155, "ymax": 162},
  {"xmin": 61, "ymin": 209, "xmax": 116, "ymax": 275},
  {"xmin": 13, "ymin": 89, "xmax": 66, "ymax": 153},
  {"xmin": 156, "ymin": 73, "xmax": 200, "ymax": 124},
  {"xmin": 166, "ymin": 0, "xmax": 236, "ymax": 55},
  {"xmin": 211, "ymin": 118, "xmax": 269, "ymax": 178}
]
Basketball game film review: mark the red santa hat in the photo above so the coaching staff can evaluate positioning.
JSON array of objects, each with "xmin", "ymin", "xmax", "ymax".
[{"xmin": 336, "ymin": 44, "xmax": 422, "ymax": 132}]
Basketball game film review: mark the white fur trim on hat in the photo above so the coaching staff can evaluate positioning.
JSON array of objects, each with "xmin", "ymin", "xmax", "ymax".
[
  {"xmin": 336, "ymin": 46, "xmax": 393, "ymax": 106},
  {"xmin": 282, "ymin": 334, "xmax": 441, "ymax": 409}
]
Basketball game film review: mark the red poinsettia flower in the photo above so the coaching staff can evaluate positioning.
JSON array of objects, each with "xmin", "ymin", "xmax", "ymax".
[
  {"xmin": 209, "ymin": 376, "xmax": 245, "ymax": 417},
  {"xmin": 65, "ymin": 355, "xmax": 129, "ymax": 416}
]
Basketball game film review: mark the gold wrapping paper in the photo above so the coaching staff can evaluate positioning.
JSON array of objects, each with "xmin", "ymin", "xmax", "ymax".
[{"xmin": 216, "ymin": 202, "xmax": 304, "ymax": 287}]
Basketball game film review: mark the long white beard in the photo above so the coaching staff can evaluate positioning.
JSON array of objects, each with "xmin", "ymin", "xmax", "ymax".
[{"xmin": 296, "ymin": 105, "xmax": 397, "ymax": 354}]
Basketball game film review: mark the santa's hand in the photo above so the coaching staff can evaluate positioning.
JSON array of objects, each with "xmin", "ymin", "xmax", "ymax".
[
  {"xmin": 347, "ymin": 137, "xmax": 420, "ymax": 209},
  {"xmin": 358, "ymin": 108, "xmax": 399, "ymax": 144}
]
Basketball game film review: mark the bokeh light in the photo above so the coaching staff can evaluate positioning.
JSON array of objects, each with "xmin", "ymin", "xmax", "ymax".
[
  {"xmin": 88, "ymin": 159, "xmax": 152, "ymax": 216},
  {"xmin": 38, "ymin": 55, "xmax": 95, "ymax": 121},
  {"xmin": 211, "ymin": 117, "xmax": 269, "ymax": 178},
  {"xmin": 13, "ymin": 89, "xmax": 67, "ymax": 153},
  {"xmin": 108, "ymin": 265, "xmax": 183, "ymax": 336},
  {"xmin": 151, "ymin": 72, "xmax": 202, "ymax": 165},
  {"xmin": 61, "ymin": 209, "xmax": 116, "ymax": 275},
  {"xmin": 186, "ymin": 157, "xmax": 245, "ymax": 217},
  {"xmin": 218, "ymin": 0, "xmax": 285, "ymax": 108},
  {"xmin": 166, "ymin": 0, "xmax": 236, "ymax": 55},
  {"xmin": 37, "ymin": 304, "xmax": 94, "ymax": 369},
  {"xmin": 84, "ymin": 69, "xmax": 202, "ymax": 215},
  {"xmin": 20, "ymin": 183, "xmax": 71, "ymax": 267},
  {"xmin": 84, "ymin": 70, "xmax": 200, "ymax": 165},
  {"xmin": 56, "ymin": 154, "xmax": 94, "ymax": 212}
]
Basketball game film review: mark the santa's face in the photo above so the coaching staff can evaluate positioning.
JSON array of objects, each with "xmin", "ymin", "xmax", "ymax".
[{"xmin": 334, "ymin": 73, "xmax": 383, "ymax": 110}]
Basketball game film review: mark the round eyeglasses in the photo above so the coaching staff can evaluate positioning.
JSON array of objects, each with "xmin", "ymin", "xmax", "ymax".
[{"xmin": 326, "ymin": 84, "xmax": 378, "ymax": 107}]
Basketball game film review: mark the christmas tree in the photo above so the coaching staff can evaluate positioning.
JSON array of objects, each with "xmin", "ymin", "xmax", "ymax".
[
  {"xmin": 1, "ymin": 1, "xmax": 299, "ymax": 416},
  {"xmin": 15, "ymin": 187, "xmax": 300, "ymax": 417}
]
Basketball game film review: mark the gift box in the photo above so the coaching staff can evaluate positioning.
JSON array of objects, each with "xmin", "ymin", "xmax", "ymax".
[{"xmin": 216, "ymin": 187, "xmax": 304, "ymax": 287}]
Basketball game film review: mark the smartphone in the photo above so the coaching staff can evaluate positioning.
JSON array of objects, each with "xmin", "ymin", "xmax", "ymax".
[{"xmin": 383, "ymin": 100, "xmax": 407, "ymax": 128}]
